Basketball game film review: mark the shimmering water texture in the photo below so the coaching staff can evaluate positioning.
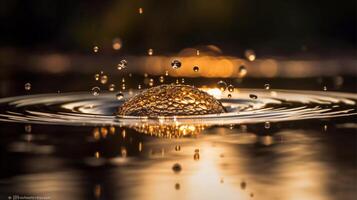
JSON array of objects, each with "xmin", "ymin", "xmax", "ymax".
[{"xmin": 0, "ymin": 88, "xmax": 356, "ymax": 128}]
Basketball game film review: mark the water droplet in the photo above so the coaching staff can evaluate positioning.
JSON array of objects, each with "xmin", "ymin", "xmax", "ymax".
[
  {"xmin": 149, "ymin": 78, "xmax": 154, "ymax": 87},
  {"xmin": 116, "ymin": 91, "xmax": 124, "ymax": 100},
  {"xmin": 121, "ymin": 83, "xmax": 126, "ymax": 90},
  {"xmin": 117, "ymin": 59, "xmax": 127, "ymax": 70},
  {"xmin": 94, "ymin": 74, "xmax": 100, "ymax": 81},
  {"xmin": 217, "ymin": 81, "xmax": 227, "ymax": 91},
  {"xmin": 264, "ymin": 121, "xmax": 270, "ymax": 129},
  {"xmin": 24, "ymin": 124, "xmax": 32, "ymax": 133},
  {"xmin": 240, "ymin": 181, "xmax": 247, "ymax": 190},
  {"xmin": 323, "ymin": 86, "xmax": 327, "ymax": 91},
  {"xmin": 245, "ymin": 49, "xmax": 256, "ymax": 61},
  {"xmin": 249, "ymin": 94, "xmax": 258, "ymax": 99},
  {"xmin": 196, "ymin": 49, "xmax": 200, "ymax": 56},
  {"xmin": 144, "ymin": 73, "xmax": 148, "ymax": 78},
  {"xmin": 175, "ymin": 145, "xmax": 181, "ymax": 151},
  {"xmin": 112, "ymin": 38, "xmax": 122, "ymax": 50},
  {"xmin": 138, "ymin": 84, "xmax": 142, "ymax": 90},
  {"xmin": 227, "ymin": 84, "xmax": 234, "ymax": 92},
  {"xmin": 238, "ymin": 65, "xmax": 247, "ymax": 77},
  {"xmin": 175, "ymin": 183, "xmax": 180, "ymax": 190},
  {"xmin": 129, "ymin": 73, "xmax": 132, "ymax": 77},
  {"xmin": 139, "ymin": 7, "xmax": 143, "ymax": 14},
  {"xmin": 171, "ymin": 59, "xmax": 182, "ymax": 69},
  {"xmin": 228, "ymin": 94, "xmax": 232, "ymax": 98},
  {"xmin": 165, "ymin": 71, "xmax": 169, "ymax": 76},
  {"xmin": 148, "ymin": 48, "xmax": 154, "ymax": 56},
  {"xmin": 108, "ymin": 84, "xmax": 115, "ymax": 91},
  {"xmin": 193, "ymin": 66, "xmax": 199, "ymax": 72},
  {"xmin": 181, "ymin": 78, "xmax": 185, "ymax": 84},
  {"xmin": 194, "ymin": 152, "xmax": 200, "ymax": 160},
  {"xmin": 122, "ymin": 78, "xmax": 125, "ymax": 83},
  {"xmin": 172, "ymin": 163, "xmax": 182, "ymax": 173},
  {"xmin": 91, "ymin": 87, "xmax": 100, "ymax": 96},
  {"xmin": 159, "ymin": 76, "xmax": 164, "ymax": 83},
  {"xmin": 24, "ymin": 83, "xmax": 31, "ymax": 91},
  {"xmin": 100, "ymin": 75, "xmax": 108, "ymax": 84},
  {"xmin": 264, "ymin": 84, "xmax": 270, "ymax": 90},
  {"xmin": 93, "ymin": 46, "xmax": 99, "ymax": 53}
]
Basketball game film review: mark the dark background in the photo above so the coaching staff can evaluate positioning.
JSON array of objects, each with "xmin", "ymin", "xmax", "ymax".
[{"xmin": 0, "ymin": 0, "xmax": 356, "ymax": 56}]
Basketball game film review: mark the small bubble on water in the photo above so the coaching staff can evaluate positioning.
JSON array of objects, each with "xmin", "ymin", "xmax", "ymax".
[
  {"xmin": 100, "ymin": 75, "xmax": 108, "ymax": 84},
  {"xmin": 108, "ymin": 84, "xmax": 115, "ymax": 91},
  {"xmin": 181, "ymin": 78, "xmax": 185, "ymax": 83},
  {"xmin": 172, "ymin": 163, "xmax": 182, "ymax": 173},
  {"xmin": 93, "ymin": 46, "xmax": 99, "ymax": 53},
  {"xmin": 159, "ymin": 76, "xmax": 164, "ymax": 83},
  {"xmin": 227, "ymin": 84, "xmax": 234, "ymax": 92},
  {"xmin": 245, "ymin": 49, "xmax": 256, "ymax": 61},
  {"xmin": 264, "ymin": 84, "xmax": 270, "ymax": 90},
  {"xmin": 148, "ymin": 48, "xmax": 154, "ymax": 56},
  {"xmin": 24, "ymin": 83, "xmax": 31, "ymax": 91},
  {"xmin": 171, "ymin": 59, "xmax": 182, "ymax": 69},
  {"xmin": 112, "ymin": 38, "xmax": 122, "ymax": 50},
  {"xmin": 138, "ymin": 84, "xmax": 142, "ymax": 90},
  {"xmin": 116, "ymin": 91, "xmax": 124, "ymax": 100},
  {"xmin": 238, "ymin": 65, "xmax": 247, "ymax": 77},
  {"xmin": 249, "ymin": 94, "xmax": 258, "ymax": 99},
  {"xmin": 323, "ymin": 86, "xmax": 327, "ymax": 91},
  {"xmin": 193, "ymin": 66, "xmax": 199, "ymax": 72},
  {"xmin": 264, "ymin": 121, "xmax": 270, "ymax": 129},
  {"xmin": 228, "ymin": 94, "xmax": 232, "ymax": 98},
  {"xmin": 217, "ymin": 80, "xmax": 227, "ymax": 91},
  {"xmin": 91, "ymin": 87, "xmax": 100, "ymax": 96},
  {"xmin": 165, "ymin": 71, "xmax": 169, "ymax": 76},
  {"xmin": 94, "ymin": 74, "xmax": 100, "ymax": 81}
]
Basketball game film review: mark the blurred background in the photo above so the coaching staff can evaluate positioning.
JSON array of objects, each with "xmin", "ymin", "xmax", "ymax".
[{"xmin": 0, "ymin": 0, "xmax": 356, "ymax": 96}]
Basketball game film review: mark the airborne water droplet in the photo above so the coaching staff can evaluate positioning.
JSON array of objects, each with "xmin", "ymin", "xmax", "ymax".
[
  {"xmin": 148, "ymin": 48, "xmax": 154, "ymax": 56},
  {"xmin": 264, "ymin": 121, "xmax": 271, "ymax": 129},
  {"xmin": 108, "ymin": 84, "xmax": 115, "ymax": 91},
  {"xmin": 112, "ymin": 38, "xmax": 122, "ymax": 50},
  {"xmin": 217, "ymin": 81, "xmax": 227, "ymax": 91},
  {"xmin": 323, "ymin": 86, "xmax": 327, "ymax": 91},
  {"xmin": 193, "ymin": 66, "xmax": 199, "ymax": 72},
  {"xmin": 171, "ymin": 59, "xmax": 182, "ymax": 69},
  {"xmin": 91, "ymin": 87, "xmax": 100, "ymax": 96},
  {"xmin": 117, "ymin": 59, "xmax": 127, "ymax": 70},
  {"xmin": 93, "ymin": 46, "xmax": 99, "ymax": 53},
  {"xmin": 100, "ymin": 75, "xmax": 108, "ymax": 84},
  {"xmin": 245, "ymin": 49, "xmax": 256, "ymax": 61},
  {"xmin": 238, "ymin": 65, "xmax": 247, "ymax": 77},
  {"xmin": 94, "ymin": 74, "xmax": 100, "ymax": 81},
  {"xmin": 24, "ymin": 83, "xmax": 31, "ymax": 91},
  {"xmin": 165, "ymin": 71, "xmax": 169, "ymax": 76},
  {"xmin": 227, "ymin": 84, "xmax": 234, "ymax": 92},
  {"xmin": 149, "ymin": 78, "xmax": 154, "ymax": 87},
  {"xmin": 159, "ymin": 76, "xmax": 164, "ymax": 83}
]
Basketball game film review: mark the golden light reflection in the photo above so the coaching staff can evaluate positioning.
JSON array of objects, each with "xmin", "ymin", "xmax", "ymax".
[{"xmin": 131, "ymin": 123, "xmax": 206, "ymax": 138}]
